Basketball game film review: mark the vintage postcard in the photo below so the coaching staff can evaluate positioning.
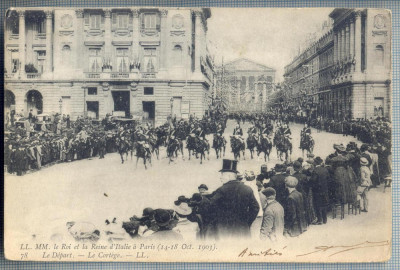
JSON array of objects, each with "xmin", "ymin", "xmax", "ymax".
[{"xmin": 4, "ymin": 7, "xmax": 392, "ymax": 262}]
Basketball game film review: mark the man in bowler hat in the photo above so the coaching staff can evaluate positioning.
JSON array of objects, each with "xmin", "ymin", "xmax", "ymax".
[{"xmin": 209, "ymin": 159, "xmax": 260, "ymax": 240}]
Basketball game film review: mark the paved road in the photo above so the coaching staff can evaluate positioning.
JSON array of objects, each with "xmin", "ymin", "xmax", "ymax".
[{"xmin": 4, "ymin": 120, "xmax": 391, "ymax": 252}]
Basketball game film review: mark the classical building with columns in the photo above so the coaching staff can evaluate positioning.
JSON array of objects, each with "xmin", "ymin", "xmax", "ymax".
[
  {"xmin": 284, "ymin": 8, "xmax": 391, "ymax": 120},
  {"xmin": 214, "ymin": 58, "xmax": 276, "ymax": 112},
  {"xmin": 4, "ymin": 7, "xmax": 214, "ymax": 126}
]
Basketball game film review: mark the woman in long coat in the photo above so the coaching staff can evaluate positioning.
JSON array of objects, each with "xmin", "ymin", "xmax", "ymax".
[{"xmin": 325, "ymin": 144, "xmax": 350, "ymax": 205}]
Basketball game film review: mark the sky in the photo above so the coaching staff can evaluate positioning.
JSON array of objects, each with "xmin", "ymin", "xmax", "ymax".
[{"xmin": 207, "ymin": 8, "xmax": 334, "ymax": 82}]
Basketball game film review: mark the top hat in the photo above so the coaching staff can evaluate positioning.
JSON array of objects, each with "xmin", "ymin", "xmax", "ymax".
[{"xmin": 219, "ymin": 159, "xmax": 238, "ymax": 173}]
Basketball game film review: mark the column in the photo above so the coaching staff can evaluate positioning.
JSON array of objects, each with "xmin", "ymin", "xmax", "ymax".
[
  {"xmin": 45, "ymin": 10, "xmax": 53, "ymax": 74},
  {"xmin": 334, "ymin": 32, "xmax": 338, "ymax": 63},
  {"xmin": 160, "ymin": 9, "xmax": 168, "ymax": 70},
  {"xmin": 131, "ymin": 9, "xmax": 139, "ymax": 61},
  {"xmin": 345, "ymin": 22, "xmax": 350, "ymax": 60},
  {"xmin": 341, "ymin": 28, "xmax": 345, "ymax": 61},
  {"xmin": 75, "ymin": 9, "xmax": 84, "ymax": 70},
  {"xmin": 349, "ymin": 17, "xmax": 355, "ymax": 59},
  {"xmin": 17, "ymin": 9, "xmax": 25, "ymax": 75},
  {"xmin": 103, "ymin": 9, "xmax": 112, "ymax": 58},
  {"xmin": 354, "ymin": 11, "xmax": 362, "ymax": 72},
  {"xmin": 337, "ymin": 29, "xmax": 342, "ymax": 61},
  {"xmin": 194, "ymin": 10, "xmax": 202, "ymax": 73}
]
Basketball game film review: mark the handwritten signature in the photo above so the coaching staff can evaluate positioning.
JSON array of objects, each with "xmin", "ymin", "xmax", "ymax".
[
  {"xmin": 296, "ymin": 240, "xmax": 390, "ymax": 257},
  {"xmin": 238, "ymin": 246, "xmax": 286, "ymax": 257}
]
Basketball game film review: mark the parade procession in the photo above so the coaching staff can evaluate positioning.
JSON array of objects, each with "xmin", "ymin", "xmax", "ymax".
[{"xmin": 3, "ymin": 7, "xmax": 392, "ymax": 257}]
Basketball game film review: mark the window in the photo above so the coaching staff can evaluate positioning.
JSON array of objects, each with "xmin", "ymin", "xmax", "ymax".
[
  {"xmin": 7, "ymin": 14, "xmax": 19, "ymax": 34},
  {"xmin": 375, "ymin": 45, "xmax": 384, "ymax": 66},
  {"xmin": 144, "ymin": 87, "xmax": 154, "ymax": 95},
  {"xmin": 249, "ymin": 76, "xmax": 255, "ymax": 90},
  {"xmin": 144, "ymin": 13, "xmax": 157, "ymax": 29},
  {"xmin": 90, "ymin": 14, "xmax": 101, "ymax": 30},
  {"xmin": 89, "ymin": 48, "xmax": 102, "ymax": 72},
  {"xmin": 36, "ymin": 51, "xmax": 46, "ymax": 73},
  {"xmin": 117, "ymin": 14, "xmax": 128, "ymax": 29},
  {"xmin": 11, "ymin": 50, "xmax": 19, "ymax": 73},
  {"xmin": 143, "ymin": 48, "xmax": 157, "ymax": 72},
  {"xmin": 37, "ymin": 19, "xmax": 46, "ymax": 34},
  {"xmin": 88, "ymin": 87, "xmax": 98, "ymax": 95},
  {"xmin": 116, "ymin": 48, "xmax": 129, "ymax": 72},
  {"xmin": 172, "ymin": 45, "xmax": 183, "ymax": 66}
]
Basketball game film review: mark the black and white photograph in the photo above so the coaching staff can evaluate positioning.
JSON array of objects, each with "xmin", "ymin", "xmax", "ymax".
[{"xmin": 3, "ymin": 7, "xmax": 392, "ymax": 262}]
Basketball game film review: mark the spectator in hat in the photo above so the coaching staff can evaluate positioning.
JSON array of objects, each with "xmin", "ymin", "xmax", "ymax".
[
  {"xmin": 269, "ymin": 164, "xmax": 288, "ymax": 207},
  {"xmin": 260, "ymin": 187, "xmax": 284, "ymax": 242},
  {"xmin": 189, "ymin": 193, "xmax": 214, "ymax": 239},
  {"xmin": 284, "ymin": 176, "xmax": 308, "ymax": 237},
  {"xmin": 137, "ymin": 208, "xmax": 158, "ymax": 237},
  {"xmin": 145, "ymin": 209, "xmax": 183, "ymax": 241},
  {"xmin": 208, "ymin": 159, "xmax": 259, "ymax": 240},
  {"xmin": 309, "ymin": 157, "xmax": 330, "ymax": 224},
  {"xmin": 198, "ymin": 184, "xmax": 210, "ymax": 198},
  {"xmin": 326, "ymin": 144, "xmax": 351, "ymax": 206},
  {"xmin": 244, "ymin": 170, "xmax": 264, "ymax": 239},
  {"xmin": 293, "ymin": 161, "xmax": 315, "ymax": 225},
  {"xmin": 173, "ymin": 202, "xmax": 199, "ymax": 241},
  {"xmin": 359, "ymin": 157, "xmax": 372, "ymax": 212}
]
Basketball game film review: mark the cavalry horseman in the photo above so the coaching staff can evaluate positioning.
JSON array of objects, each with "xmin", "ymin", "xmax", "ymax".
[
  {"xmin": 300, "ymin": 123, "xmax": 312, "ymax": 148},
  {"xmin": 233, "ymin": 124, "xmax": 245, "ymax": 144}
]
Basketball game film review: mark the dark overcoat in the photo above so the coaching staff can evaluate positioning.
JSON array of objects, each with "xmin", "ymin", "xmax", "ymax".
[
  {"xmin": 284, "ymin": 190, "xmax": 308, "ymax": 237},
  {"xmin": 269, "ymin": 173, "xmax": 288, "ymax": 207},
  {"xmin": 209, "ymin": 180, "xmax": 259, "ymax": 239},
  {"xmin": 310, "ymin": 166, "xmax": 330, "ymax": 207}
]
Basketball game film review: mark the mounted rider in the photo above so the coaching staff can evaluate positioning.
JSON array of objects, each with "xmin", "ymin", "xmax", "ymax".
[
  {"xmin": 233, "ymin": 123, "xmax": 245, "ymax": 144},
  {"xmin": 136, "ymin": 127, "xmax": 151, "ymax": 155},
  {"xmin": 300, "ymin": 123, "xmax": 312, "ymax": 148}
]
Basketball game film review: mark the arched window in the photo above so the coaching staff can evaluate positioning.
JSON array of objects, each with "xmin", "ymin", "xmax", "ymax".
[
  {"xmin": 62, "ymin": 45, "xmax": 71, "ymax": 67},
  {"xmin": 172, "ymin": 45, "xmax": 182, "ymax": 66},
  {"xmin": 375, "ymin": 45, "xmax": 384, "ymax": 66}
]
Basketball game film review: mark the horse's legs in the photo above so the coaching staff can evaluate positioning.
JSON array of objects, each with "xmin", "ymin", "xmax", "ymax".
[
  {"xmin": 144, "ymin": 157, "xmax": 147, "ymax": 170},
  {"xmin": 120, "ymin": 153, "xmax": 124, "ymax": 164},
  {"xmin": 135, "ymin": 156, "xmax": 139, "ymax": 168}
]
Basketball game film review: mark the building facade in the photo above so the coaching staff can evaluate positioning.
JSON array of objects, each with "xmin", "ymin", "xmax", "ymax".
[
  {"xmin": 4, "ymin": 7, "xmax": 214, "ymax": 126},
  {"xmin": 215, "ymin": 58, "xmax": 276, "ymax": 112},
  {"xmin": 284, "ymin": 8, "xmax": 391, "ymax": 120}
]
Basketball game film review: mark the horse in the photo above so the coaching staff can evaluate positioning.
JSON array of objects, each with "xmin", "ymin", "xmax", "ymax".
[
  {"xmin": 196, "ymin": 138, "xmax": 210, "ymax": 164},
  {"xmin": 274, "ymin": 133, "xmax": 292, "ymax": 161},
  {"xmin": 246, "ymin": 133, "xmax": 258, "ymax": 159},
  {"xmin": 257, "ymin": 135, "xmax": 273, "ymax": 162},
  {"xmin": 186, "ymin": 134, "xmax": 198, "ymax": 160},
  {"xmin": 300, "ymin": 134, "xmax": 314, "ymax": 157},
  {"xmin": 135, "ymin": 141, "xmax": 152, "ymax": 169},
  {"xmin": 116, "ymin": 138, "xmax": 131, "ymax": 164},
  {"xmin": 166, "ymin": 138, "xmax": 184, "ymax": 163},
  {"xmin": 212, "ymin": 133, "xmax": 226, "ymax": 159},
  {"xmin": 230, "ymin": 136, "xmax": 246, "ymax": 160},
  {"xmin": 148, "ymin": 133, "xmax": 161, "ymax": 160}
]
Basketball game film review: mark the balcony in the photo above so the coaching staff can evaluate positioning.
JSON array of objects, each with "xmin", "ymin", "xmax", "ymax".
[
  {"xmin": 110, "ymin": 72, "xmax": 130, "ymax": 79},
  {"xmin": 26, "ymin": 73, "xmax": 41, "ymax": 79},
  {"xmin": 4, "ymin": 73, "xmax": 17, "ymax": 79},
  {"xmin": 141, "ymin": 72, "xmax": 157, "ymax": 79},
  {"xmin": 85, "ymin": 72, "xmax": 101, "ymax": 79}
]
